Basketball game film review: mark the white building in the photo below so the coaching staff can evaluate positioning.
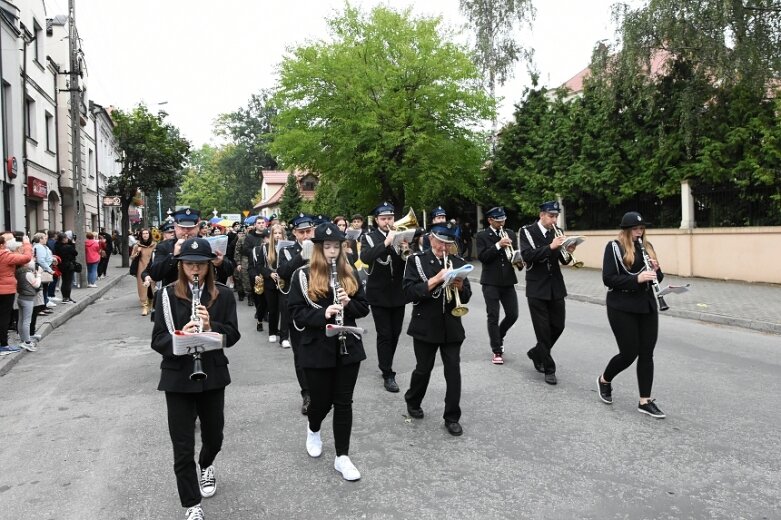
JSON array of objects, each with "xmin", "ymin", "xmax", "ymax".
[{"xmin": 90, "ymin": 101, "xmax": 121, "ymax": 233}]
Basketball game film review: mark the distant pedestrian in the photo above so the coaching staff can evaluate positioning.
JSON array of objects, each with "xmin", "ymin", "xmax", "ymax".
[
  {"xmin": 597, "ymin": 211, "xmax": 667, "ymax": 419},
  {"xmin": 98, "ymin": 228, "xmax": 113, "ymax": 278},
  {"xmin": 131, "ymin": 228, "xmax": 157, "ymax": 316},
  {"xmin": 15, "ymin": 259, "xmax": 42, "ymax": 352},
  {"xmin": 32, "ymin": 233, "xmax": 55, "ymax": 307},
  {"xmin": 53, "ymin": 233, "xmax": 78, "ymax": 304},
  {"xmin": 84, "ymin": 232, "xmax": 101, "ymax": 288},
  {"xmin": 0, "ymin": 233, "xmax": 32, "ymax": 355}
]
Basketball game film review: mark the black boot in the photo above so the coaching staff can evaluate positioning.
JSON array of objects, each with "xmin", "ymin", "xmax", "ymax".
[
  {"xmin": 256, "ymin": 321, "xmax": 264, "ymax": 332},
  {"xmin": 238, "ymin": 292, "xmax": 245, "ymax": 302}
]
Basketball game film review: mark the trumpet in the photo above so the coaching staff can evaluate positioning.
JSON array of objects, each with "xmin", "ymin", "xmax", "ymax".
[
  {"xmin": 189, "ymin": 274, "xmax": 207, "ymax": 381},
  {"xmin": 391, "ymin": 209, "xmax": 418, "ymax": 261},
  {"xmin": 638, "ymin": 238, "xmax": 669, "ymax": 312},
  {"xmin": 329, "ymin": 258, "xmax": 349, "ymax": 356},
  {"xmin": 444, "ymin": 255, "xmax": 468, "ymax": 317},
  {"xmin": 554, "ymin": 226, "xmax": 584, "ymax": 268},
  {"xmin": 499, "ymin": 227, "xmax": 525, "ymax": 270}
]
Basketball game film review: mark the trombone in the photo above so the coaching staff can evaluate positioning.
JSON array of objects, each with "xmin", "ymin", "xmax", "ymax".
[
  {"xmin": 444, "ymin": 255, "xmax": 468, "ymax": 317},
  {"xmin": 499, "ymin": 227, "xmax": 525, "ymax": 270},
  {"xmin": 554, "ymin": 226, "xmax": 584, "ymax": 268}
]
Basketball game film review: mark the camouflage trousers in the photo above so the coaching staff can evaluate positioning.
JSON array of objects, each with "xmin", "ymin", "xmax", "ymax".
[{"xmin": 235, "ymin": 256, "xmax": 251, "ymax": 295}]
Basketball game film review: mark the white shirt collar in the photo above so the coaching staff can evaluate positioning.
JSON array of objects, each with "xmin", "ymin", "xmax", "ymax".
[{"xmin": 537, "ymin": 220, "xmax": 549, "ymax": 237}]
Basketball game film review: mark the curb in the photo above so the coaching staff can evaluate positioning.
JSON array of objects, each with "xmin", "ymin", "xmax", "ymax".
[
  {"xmin": 467, "ymin": 275, "xmax": 781, "ymax": 336},
  {"xmin": 0, "ymin": 274, "xmax": 127, "ymax": 377}
]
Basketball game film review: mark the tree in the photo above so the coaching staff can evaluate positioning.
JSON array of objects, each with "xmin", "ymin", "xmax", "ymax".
[
  {"xmin": 214, "ymin": 90, "xmax": 278, "ymax": 213},
  {"xmin": 278, "ymin": 173, "xmax": 303, "ymax": 223},
  {"xmin": 106, "ymin": 104, "xmax": 190, "ymax": 264},
  {"xmin": 459, "ymin": 0, "xmax": 536, "ymax": 134},
  {"xmin": 271, "ymin": 5, "xmax": 495, "ymax": 214},
  {"xmin": 177, "ymin": 145, "xmax": 232, "ymax": 213}
]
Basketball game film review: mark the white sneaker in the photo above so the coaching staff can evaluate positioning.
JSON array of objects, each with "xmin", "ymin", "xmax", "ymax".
[
  {"xmin": 46, "ymin": 301, "xmax": 57, "ymax": 308},
  {"xmin": 185, "ymin": 504, "xmax": 204, "ymax": 520},
  {"xmin": 306, "ymin": 427, "xmax": 322, "ymax": 458},
  {"xmin": 334, "ymin": 455, "xmax": 361, "ymax": 481},
  {"xmin": 49, "ymin": 297, "xmax": 62, "ymax": 302},
  {"xmin": 199, "ymin": 465, "xmax": 216, "ymax": 498},
  {"xmin": 281, "ymin": 339, "xmax": 291, "ymax": 349},
  {"xmin": 31, "ymin": 334, "xmax": 42, "ymax": 341},
  {"xmin": 87, "ymin": 284, "xmax": 97, "ymax": 288},
  {"xmin": 19, "ymin": 341, "xmax": 37, "ymax": 352},
  {"xmin": 268, "ymin": 335, "xmax": 278, "ymax": 343}
]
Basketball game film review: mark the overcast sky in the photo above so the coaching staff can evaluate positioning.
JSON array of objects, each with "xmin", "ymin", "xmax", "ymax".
[{"xmin": 48, "ymin": 0, "xmax": 621, "ymax": 147}]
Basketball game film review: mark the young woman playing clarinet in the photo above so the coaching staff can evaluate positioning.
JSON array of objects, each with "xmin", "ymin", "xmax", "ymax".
[
  {"xmin": 288, "ymin": 222, "xmax": 370, "ymax": 481},
  {"xmin": 151, "ymin": 238, "xmax": 241, "ymax": 520},
  {"xmin": 597, "ymin": 211, "xmax": 666, "ymax": 419}
]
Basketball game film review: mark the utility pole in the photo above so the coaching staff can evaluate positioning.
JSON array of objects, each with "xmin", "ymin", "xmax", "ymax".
[{"xmin": 69, "ymin": 0, "xmax": 86, "ymax": 287}]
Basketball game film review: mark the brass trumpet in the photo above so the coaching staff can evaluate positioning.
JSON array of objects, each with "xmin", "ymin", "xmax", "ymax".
[
  {"xmin": 444, "ymin": 255, "xmax": 468, "ymax": 317},
  {"xmin": 499, "ymin": 227, "xmax": 525, "ymax": 270},
  {"xmin": 554, "ymin": 226, "xmax": 584, "ymax": 268}
]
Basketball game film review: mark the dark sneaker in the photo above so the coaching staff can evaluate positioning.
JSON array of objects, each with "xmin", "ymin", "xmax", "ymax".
[
  {"xmin": 638, "ymin": 400, "xmax": 666, "ymax": 419},
  {"xmin": 597, "ymin": 376, "xmax": 612, "ymax": 404},
  {"xmin": 406, "ymin": 405, "xmax": 424, "ymax": 419}
]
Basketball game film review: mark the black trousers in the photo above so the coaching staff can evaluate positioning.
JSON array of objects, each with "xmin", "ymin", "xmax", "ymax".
[
  {"xmin": 0, "ymin": 293, "xmax": 15, "ymax": 346},
  {"xmin": 603, "ymin": 307, "xmax": 659, "ymax": 398},
  {"xmin": 405, "ymin": 339, "xmax": 462, "ymax": 424},
  {"xmin": 264, "ymin": 287, "xmax": 280, "ymax": 336},
  {"xmin": 165, "ymin": 388, "xmax": 225, "ymax": 508},
  {"xmin": 252, "ymin": 290, "xmax": 267, "ymax": 322},
  {"xmin": 60, "ymin": 269, "xmax": 74, "ymax": 299},
  {"xmin": 527, "ymin": 297, "xmax": 566, "ymax": 374},
  {"xmin": 305, "ymin": 361, "xmax": 361, "ymax": 456},
  {"xmin": 279, "ymin": 292, "xmax": 290, "ymax": 341},
  {"xmin": 370, "ymin": 305, "xmax": 405, "ymax": 378},
  {"xmin": 482, "ymin": 285, "xmax": 519, "ymax": 353},
  {"xmin": 97, "ymin": 254, "xmax": 110, "ymax": 277}
]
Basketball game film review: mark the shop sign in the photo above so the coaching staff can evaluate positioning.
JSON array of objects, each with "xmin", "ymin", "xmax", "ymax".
[
  {"xmin": 103, "ymin": 196, "xmax": 122, "ymax": 207},
  {"xmin": 27, "ymin": 176, "xmax": 48, "ymax": 198}
]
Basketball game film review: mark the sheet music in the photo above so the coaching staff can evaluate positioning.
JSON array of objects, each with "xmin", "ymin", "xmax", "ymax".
[
  {"xmin": 345, "ymin": 228, "xmax": 362, "ymax": 241},
  {"xmin": 443, "ymin": 264, "xmax": 474, "ymax": 287},
  {"xmin": 172, "ymin": 330, "xmax": 226, "ymax": 356},
  {"xmin": 392, "ymin": 229, "xmax": 417, "ymax": 247},
  {"xmin": 276, "ymin": 240, "xmax": 295, "ymax": 252},
  {"xmin": 657, "ymin": 284, "xmax": 690, "ymax": 297},
  {"xmin": 562, "ymin": 236, "xmax": 585, "ymax": 249},
  {"xmin": 205, "ymin": 235, "xmax": 228, "ymax": 256}
]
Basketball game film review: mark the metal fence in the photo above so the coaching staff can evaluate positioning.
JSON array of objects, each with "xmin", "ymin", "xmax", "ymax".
[
  {"xmin": 693, "ymin": 184, "xmax": 781, "ymax": 227},
  {"xmin": 565, "ymin": 194, "xmax": 681, "ymax": 230}
]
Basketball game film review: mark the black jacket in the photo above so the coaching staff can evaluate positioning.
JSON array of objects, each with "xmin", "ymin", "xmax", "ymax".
[
  {"xmin": 277, "ymin": 242, "xmax": 306, "ymax": 285},
  {"xmin": 239, "ymin": 230, "xmax": 264, "ymax": 258},
  {"xmin": 148, "ymin": 238, "xmax": 234, "ymax": 285},
  {"xmin": 359, "ymin": 228, "xmax": 406, "ymax": 307},
  {"xmin": 476, "ymin": 227, "xmax": 519, "ymax": 287},
  {"xmin": 54, "ymin": 241, "xmax": 78, "ymax": 272},
  {"xmin": 151, "ymin": 283, "xmax": 241, "ymax": 393},
  {"xmin": 518, "ymin": 222, "xmax": 570, "ymax": 300},
  {"xmin": 403, "ymin": 250, "xmax": 472, "ymax": 344},
  {"xmin": 602, "ymin": 240, "xmax": 665, "ymax": 314},
  {"xmin": 288, "ymin": 265, "xmax": 370, "ymax": 368},
  {"xmin": 249, "ymin": 244, "xmax": 280, "ymax": 294}
]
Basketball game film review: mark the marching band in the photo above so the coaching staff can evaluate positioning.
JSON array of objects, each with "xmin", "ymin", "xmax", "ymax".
[{"xmin": 151, "ymin": 205, "xmax": 671, "ymax": 520}]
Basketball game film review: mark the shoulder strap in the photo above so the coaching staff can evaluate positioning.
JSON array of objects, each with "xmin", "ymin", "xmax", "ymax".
[{"xmin": 161, "ymin": 285, "xmax": 176, "ymax": 334}]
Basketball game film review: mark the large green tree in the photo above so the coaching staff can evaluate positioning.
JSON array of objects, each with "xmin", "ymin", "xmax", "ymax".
[
  {"xmin": 107, "ymin": 104, "xmax": 190, "ymax": 264},
  {"xmin": 271, "ymin": 4, "xmax": 495, "ymax": 214},
  {"xmin": 177, "ymin": 145, "xmax": 232, "ymax": 213},
  {"xmin": 214, "ymin": 90, "xmax": 278, "ymax": 212},
  {"xmin": 278, "ymin": 173, "xmax": 303, "ymax": 223}
]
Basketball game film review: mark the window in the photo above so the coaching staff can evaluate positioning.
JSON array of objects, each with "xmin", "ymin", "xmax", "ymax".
[
  {"xmin": 88, "ymin": 149, "xmax": 95, "ymax": 178},
  {"xmin": 33, "ymin": 20, "xmax": 43, "ymax": 63},
  {"xmin": 25, "ymin": 97, "xmax": 36, "ymax": 140},
  {"xmin": 45, "ymin": 112, "xmax": 54, "ymax": 152}
]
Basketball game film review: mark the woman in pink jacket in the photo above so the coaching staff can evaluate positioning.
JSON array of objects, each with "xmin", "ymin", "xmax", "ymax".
[
  {"xmin": 84, "ymin": 231, "xmax": 101, "ymax": 288},
  {"xmin": 0, "ymin": 233, "xmax": 33, "ymax": 355}
]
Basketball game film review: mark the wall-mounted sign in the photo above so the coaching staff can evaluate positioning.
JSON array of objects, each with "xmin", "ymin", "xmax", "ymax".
[
  {"xmin": 103, "ymin": 196, "xmax": 122, "ymax": 207},
  {"xmin": 6, "ymin": 156, "xmax": 17, "ymax": 179},
  {"xmin": 27, "ymin": 176, "xmax": 47, "ymax": 198}
]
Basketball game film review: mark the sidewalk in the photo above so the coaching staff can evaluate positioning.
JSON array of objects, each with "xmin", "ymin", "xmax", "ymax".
[
  {"xmin": 466, "ymin": 260, "xmax": 781, "ymax": 335},
  {"xmin": 0, "ymin": 254, "xmax": 128, "ymax": 376}
]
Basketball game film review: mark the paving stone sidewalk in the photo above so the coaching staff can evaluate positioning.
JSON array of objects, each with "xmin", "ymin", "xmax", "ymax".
[{"xmin": 466, "ymin": 260, "xmax": 781, "ymax": 335}]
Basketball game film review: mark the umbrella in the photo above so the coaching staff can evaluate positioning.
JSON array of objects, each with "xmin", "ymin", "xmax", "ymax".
[
  {"xmin": 244, "ymin": 215, "xmax": 258, "ymax": 225},
  {"xmin": 209, "ymin": 217, "xmax": 221, "ymax": 224},
  {"xmin": 217, "ymin": 219, "xmax": 234, "ymax": 227}
]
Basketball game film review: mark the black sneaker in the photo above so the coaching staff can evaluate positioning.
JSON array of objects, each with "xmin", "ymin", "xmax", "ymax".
[
  {"xmin": 638, "ymin": 400, "xmax": 666, "ymax": 419},
  {"xmin": 597, "ymin": 376, "xmax": 612, "ymax": 404}
]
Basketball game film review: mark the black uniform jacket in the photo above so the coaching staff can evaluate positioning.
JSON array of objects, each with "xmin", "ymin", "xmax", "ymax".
[
  {"xmin": 151, "ymin": 283, "xmax": 241, "ymax": 393},
  {"xmin": 288, "ymin": 266, "xmax": 370, "ymax": 368},
  {"xmin": 519, "ymin": 222, "xmax": 571, "ymax": 300},
  {"xmin": 403, "ymin": 250, "xmax": 472, "ymax": 344},
  {"xmin": 240, "ymin": 230, "xmax": 264, "ymax": 258},
  {"xmin": 476, "ymin": 227, "xmax": 518, "ymax": 287},
  {"xmin": 248, "ymin": 244, "xmax": 278, "ymax": 289},
  {"xmin": 602, "ymin": 240, "xmax": 665, "ymax": 314},
  {"xmin": 148, "ymin": 238, "xmax": 234, "ymax": 285},
  {"xmin": 277, "ymin": 242, "xmax": 305, "ymax": 285},
  {"xmin": 359, "ymin": 228, "xmax": 406, "ymax": 307}
]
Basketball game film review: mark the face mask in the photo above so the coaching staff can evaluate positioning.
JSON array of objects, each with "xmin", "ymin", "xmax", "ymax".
[{"xmin": 6, "ymin": 239, "xmax": 19, "ymax": 251}]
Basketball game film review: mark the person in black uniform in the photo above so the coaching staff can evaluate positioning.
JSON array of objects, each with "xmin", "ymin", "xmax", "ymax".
[
  {"xmin": 147, "ymin": 209, "xmax": 234, "ymax": 287},
  {"xmin": 598, "ymin": 211, "xmax": 666, "ymax": 419},
  {"xmin": 151, "ymin": 237, "xmax": 241, "ymax": 520},
  {"xmin": 249, "ymin": 224, "xmax": 285, "ymax": 343},
  {"xmin": 288, "ymin": 222, "xmax": 370, "ymax": 480},
  {"xmin": 518, "ymin": 201, "xmax": 577, "ymax": 385},
  {"xmin": 359, "ymin": 201, "xmax": 408, "ymax": 393},
  {"xmin": 475, "ymin": 207, "xmax": 519, "ymax": 365},
  {"xmin": 420, "ymin": 206, "xmax": 448, "ymax": 251},
  {"xmin": 277, "ymin": 214, "xmax": 316, "ymax": 413},
  {"xmin": 403, "ymin": 223, "xmax": 471, "ymax": 436}
]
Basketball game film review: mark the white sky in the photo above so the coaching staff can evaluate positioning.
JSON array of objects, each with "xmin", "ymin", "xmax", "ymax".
[{"xmin": 49, "ymin": 0, "xmax": 620, "ymax": 147}]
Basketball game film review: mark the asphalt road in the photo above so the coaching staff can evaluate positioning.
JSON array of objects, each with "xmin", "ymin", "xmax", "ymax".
[{"xmin": 0, "ymin": 275, "xmax": 778, "ymax": 520}]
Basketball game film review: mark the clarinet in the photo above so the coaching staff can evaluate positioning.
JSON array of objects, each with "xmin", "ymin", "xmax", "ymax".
[
  {"xmin": 637, "ymin": 238, "xmax": 669, "ymax": 312},
  {"xmin": 189, "ymin": 274, "xmax": 207, "ymax": 380},
  {"xmin": 330, "ymin": 258, "xmax": 349, "ymax": 356}
]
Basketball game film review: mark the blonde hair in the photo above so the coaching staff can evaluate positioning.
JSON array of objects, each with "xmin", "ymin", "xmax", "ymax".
[
  {"xmin": 307, "ymin": 243, "xmax": 358, "ymax": 301},
  {"xmin": 617, "ymin": 228, "xmax": 657, "ymax": 268},
  {"xmin": 174, "ymin": 262, "xmax": 218, "ymax": 308},
  {"xmin": 267, "ymin": 224, "xmax": 284, "ymax": 267}
]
